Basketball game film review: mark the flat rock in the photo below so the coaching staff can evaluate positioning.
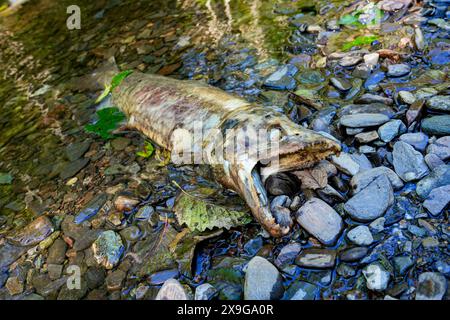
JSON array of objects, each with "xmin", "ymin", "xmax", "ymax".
[
  {"xmin": 415, "ymin": 272, "xmax": 447, "ymax": 300},
  {"xmin": 355, "ymin": 93, "xmax": 393, "ymax": 105},
  {"xmin": 74, "ymin": 194, "xmax": 108, "ymax": 224},
  {"xmin": 339, "ymin": 247, "xmax": 369, "ymax": 262},
  {"xmin": 423, "ymin": 185, "xmax": 450, "ymax": 216},
  {"xmin": 399, "ymin": 132, "xmax": 429, "ymax": 151},
  {"xmin": 156, "ymin": 279, "xmax": 191, "ymax": 300},
  {"xmin": 422, "ymin": 115, "xmax": 450, "ymax": 135},
  {"xmin": 426, "ymin": 95, "xmax": 450, "ymax": 112},
  {"xmin": 350, "ymin": 166, "xmax": 404, "ymax": 193},
  {"xmin": 344, "ymin": 175, "xmax": 393, "ymax": 222},
  {"xmin": 286, "ymin": 281, "xmax": 319, "ymax": 300},
  {"xmin": 393, "ymin": 141, "xmax": 429, "ymax": 181},
  {"xmin": 387, "ymin": 64, "xmax": 411, "ymax": 77},
  {"xmin": 65, "ymin": 140, "xmax": 91, "ymax": 162},
  {"xmin": 398, "ymin": 91, "xmax": 416, "ymax": 105},
  {"xmin": 244, "ymin": 256, "xmax": 284, "ymax": 300},
  {"xmin": 340, "ymin": 113, "xmax": 390, "ymax": 128},
  {"xmin": 7, "ymin": 216, "xmax": 54, "ymax": 247},
  {"xmin": 60, "ymin": 158, "xmax": 89, "ymax": 180},
  {"xmin": 296, "ymin": 198, "xmax": 343, "ymax": 246},
  {"xmin": 378, "ymin": 119, "xmax": 405, "ymax": 143},
  {"xmin": 275, "ymin": 243, "xmax": 302, "ymax": 268},
  {"xmin": 347, "ymin": 225, "xmax": 374, "ymax": 246},
  {"xmin": 295, "ymin": 248, "xmax": 336, "ymax": 269},
  {"xmin": 363, "ymin": 263, "xmax": 390, "ymax": 291},
  {"xmin": 426, "ymin": 136, "xmax": 450, "ymax": 160},
  {"xmin": 330, "ymin": 77, "xmax": 352, "ymax": 92},
  {"xmin": 331, "ymin": 153, "xmax": 360, "ymax": 176},
  {"xmin": 416, "ymin": 164, "xmax": 450, "ymax": 199},
  {"xmin": 355, "ymin": 131, "xmax": 379, "ymax": 143}
]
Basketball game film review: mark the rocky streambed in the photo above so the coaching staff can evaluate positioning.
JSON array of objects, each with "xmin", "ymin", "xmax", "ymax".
[{"xmin": 0, "ymin": 0, "xmax": 449, "ymax": 300}]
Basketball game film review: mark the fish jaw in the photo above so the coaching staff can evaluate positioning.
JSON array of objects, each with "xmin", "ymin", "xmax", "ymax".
[{"xmin": 219, "ymin": 127, "xmax": 341, "ymax": 238}]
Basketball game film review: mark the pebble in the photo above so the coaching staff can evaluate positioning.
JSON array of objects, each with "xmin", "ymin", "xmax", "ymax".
[
  {"xmin": 340, "ymin": 113, "xmax": 390, "ymax": 128},
  {"xmin": 330, "ymin": 77, "xmax": 352, "ymax": 92},
  {"xmin": 339, "ymin": 55, "xmax": 362, "ymax": 67},
  {"xmin": 393, "ymin": 141, "xmax": 429, "ymax": 182},
  {"xmin": 387, "ymin": 64, "xmax": 411, "ymax": 77},
  {"xmin": 424, "ymin": 153, "xmax": 445, "ymax": 170},
  {"xmin": 263, "ymin": 64, "xmax": 298, "ymax": 90},
  {"xmin": 60, "ymin": 158, "xmax": 90, "ymax": 180},
  {"xmin": 106, "ymin": 269, "xmax": 126, "ymax": 291},
  {"xmin": 347, "ymin": 225, "xmax": 373, "ymax": 246},
  {"xmin": 422, "ymin": 115, "xmax": 450, "ymax": 135},
  {"xmin": 350, "ymin": 166, "xmax": 404, "ymax": 193},
  {"xmin": 5, "ymin": 276, "xmax": 24, "ymax": 295},
  {"xmin": 296, "ymin": 198, "xmax": 343, "ymax": 246},
  {"xmin": 275, "ymin": 243, "xmax": 302, "ymax": 268},
  {"xmin": 377, "ymin": 120, "xmax": 404, "ymax": 142},
  {"xmin": 393, "ymin": 256, "xmax": 414, "ymax": 276},
  {"xmin": 344, "ymin": 175, "xmax": 393, "ymax": 222},
  {"xmin": 363, "ymin": 53, "xmax": 379, "ymax": 68},
  {"xmin": 74, "ymin": 194, "xmax": 108, "ymax": 224},
  {"xmin": 423, "ymin": 185, "xmax": 450, "ymax": 216},
  {"xmin": 92, "ymin": 231, "xmax": 124, "ymax": 269},
  {"xmin": 265, "ymin": 173, "xmax": 299, "ymax": 196},
  {"xmin": 363, "ymin": 263, "xmax": 390, "ymax": 291},
  {"xmin": 7, "ymin": 216, "xmax": 54, "ymax": 247},
  {"xmin": 114, "ymin": 195, "xmax": 139, "ymax": 212},
  {"xmin": 47, "ymin": 264, "xmax": 63, "ymax": 280},
  {"xmin": 399, "ymin": 132, "xmax": 429, "ymax": 152},
  {"xmin": 287, "ymin": 281, "xmax": 318, "ymax": 300},
  {"xmin": 156, "ymin": 279, "xmax": 191, "ymax": 300},
  {"xmin": 111, "ymin": 137, "xmax": 131, "ymax": 151},
  {"xmin": 369, "ymin": 217, "xmax": 385, "ymax": 233},
  {"xmin": 295, "ymin": 248, "xmax": 336, "ymax": 269},
  {"xmin": 415, "ymin": 272, "xmax": 447, "ymax": 300},
  {"xmin": 331, "ymin": 153, "xmax": 360, "ymax": 176},
  {"xmin": 244, "ymin": 256, "xmax": 284, "ymax": 300},
  {"xmin": 195, "ymin": 283, "xmax": 218, "ymax": 300},
  {"xmin": 339, "ymin": 247, "xmax": 369, "ymax": 262},
  {"xmin": 427, "ymin": 136, "xmax": 450, "ymax": 160},
  {"xmin": 398, "ymin": 91, "xmax": 416, "ymax": 105},
  {"xmin": 416, "ymin": 164, "xmax": 450, "ymax": 199},
  {"xmin": 355, "ymin": 93, "xmax": 393, "ymax": 105},
  {"xmin": 355, "ymin": 131, "xmax": 379, "ymax": 143},
  {"xmin": 426, "ymin": 95, "xmax": 450, "ymax": 112},
  {"xmin": 65, "ymin": 140, "xmax": 91, "ymax": 162}
]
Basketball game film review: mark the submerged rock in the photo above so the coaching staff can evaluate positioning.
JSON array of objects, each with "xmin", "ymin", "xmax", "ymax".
[
  {"xmin": 244, "ymin": 256, "xmax": 284, "ymax": 300},
  {"xmin": 92, "ymin": 231, "xmax": 124, "ymax": 270},
  {"xmin": 263, "ymin": 65, "xmax": 298, "ymax": 90},
  {"xmin": 295, "ymin": 248, "xmax": 336, "ymax": 269},
  {"xmin": 393, "ymin": 141, "xmax": 429, "ymax": 182},
  {"xmin": 296, "ymin": 198, "xmax": 343, "ymax": 246},
  {"xmin": 7, "ymin": 216, "xmax": 54, "ymax": 247},
  {"xmin": 415, "ymin": 272, "xmax": 447, "ymax": 300}
]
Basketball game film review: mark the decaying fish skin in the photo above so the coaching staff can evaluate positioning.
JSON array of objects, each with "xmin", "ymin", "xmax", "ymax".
[{"xmin": 102, "ymin": 68, "xmax": 340, "ymax": 237}]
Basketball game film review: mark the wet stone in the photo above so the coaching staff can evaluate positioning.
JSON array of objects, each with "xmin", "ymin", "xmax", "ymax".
[
  {"xmin": 387, "ymin": 64, "xmax": 411, "ymax": 77},
  {"xmin": 399, "ymin": 133, "xmax": 429, "ymax": 152},
  {"xmin": 295, "ymin": 198, "xmax": 343, "ymax": 246},
  {"xmin": 330, "ymin": 77, "xmax": 352, "ymax": 92},
  {"xmin": 393, "ymin": 256, "xmax": 414, "ymax": 276},
  {"xmin": 427, "ymin": 136, "xmax": 450, "ymax": 161},
  {"xmin": 339, "ymin": 55, "xmax": 362, "ymax": 67},
  {"xmin": 195, "ymin": 283, "xmax": 218, "ymax": 300},
  {"xmin": 423, "ymin": 185, "xmax": 450, "ymax": 216},
  {"xmin": 426, "ymin": 95, "xmax": 450, "ymax": 112},
  {"xmin": 415, "ymin": 272, "xmax": 447, "ymax": 300},
  {"xmin": 340, "ymin": 113, "xmax": 390, "ymax": 128},
  {"xmin": 275, "ymin": 243, "xmax": 302, "ymax": 268},
  {"xmin": 263, "ymin": 64, "xmax": 298, "ymax": 90},
  {"xmin": 7, "ymin": 216, "xmax": 54, "ymax": 247},
  {"xmin": 378, "ymin": 120, "xmax": 405, "ymax": 143},
  {"xmin": 355, "ymin": 131, "xmax": 379, "ymax": 144},
  {"xmin": 331, "ymin": 153, "xmax": 360, "ymax": 176},
  {"xmin": 337, "ymin": 263, "xmax": 356, "ymax": 278},
  {"xmin": 339, "ymin": 247, "xmax": 369, "ymax": 262},
  {"xmin": 111, "ymin": 137, "xmax": 131, "ymax": 151},
  {"xmin": 47, "ymin": 264, "xmax": 63, "ymax": 280},
  {"xmin": 285, "ymin": 281, "xmax": 318, "ymax": 300},
  {"xmin": 355, "ymin": 93, "xmax": 393, "ymax": 105},
  {"xmin": 398, "ymin": 91, "xmax": 416, "ymax": 105},
  {"xmin": 416, "ymin": 164, "xmax": 450, "ymax": 199},
  {"xmin": 106, "ymin": 269, "xmax": 126, "ymax": 291},
  {"xmin": 393, "ymin": 141, "xmax": 429, "ymax": 182},
  {"xmin": 265, "ymin": 172, "xmax": 299, "ymax": 196},
  {"xmin": 295, "ymin": 248, "xmax": 336, "ymax": 269},
  {"xmin": 65, "ymin": 140, "xmax": 91, "ymax": 162},
  {"xmin": 244, "ymin": 256, "xmax": 284, "ymax": 300},
  {"xmin": 92, "ymin": 230, "xmax": 124, "ymax": 270},
  {"xmin": 347, "ymin": 225, "xmax": 373, "ymax": 246},
  {"xmin": 74, "ymin": 194, "xmax": 108, "ymax": 224},
  {"xmin": 5, "ymin": 276, "xmax": 23, "ymax": 296},
  {"xmin": 363, "ymin": 263, "xmax": 390, "ymax": 292},
  {"xmin": 350, "ymin": 166, "xmax": 403, "ymax": 194},
  {"xmin": 60, "ymin": 158, "xmax": 89, "ymax": 180},
  {"xmin": 344, "ymin": 175, "xmax": 393, "ymax": 222},
  {"xmin": 422, "ymin": 115, "xmax": 450, "ymax": 136}
]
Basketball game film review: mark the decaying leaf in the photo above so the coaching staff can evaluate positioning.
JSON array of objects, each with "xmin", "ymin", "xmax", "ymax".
[
  {"xmin": 293, "ymin": 167, "xmax": 328, "ymax": 190},
  {"xmin": 174, "ymin": 187, "xmax": 252, "ymax": 232}
]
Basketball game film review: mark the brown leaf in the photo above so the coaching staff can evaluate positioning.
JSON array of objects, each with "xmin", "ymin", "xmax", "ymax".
[{"xmin": 293, "ymin": 167, "xmax": 328, "ymax": 190}]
